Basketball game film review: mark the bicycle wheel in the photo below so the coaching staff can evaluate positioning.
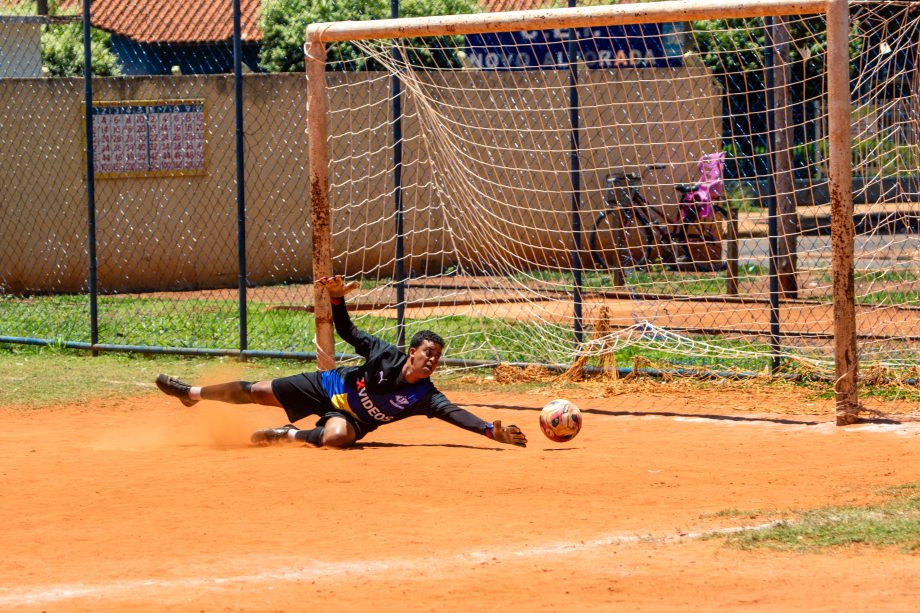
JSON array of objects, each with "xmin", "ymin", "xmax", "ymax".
[
  {"xmin": 589, "ymin": 208, "xmax": 653, "ymax": 273},
  {"xmin": 637, "ymin": 202, "xmax": 680, "ymax": 266},
  {"xmin": 676, "ymin": 207, "xmax": 727, "ymax": 272}
]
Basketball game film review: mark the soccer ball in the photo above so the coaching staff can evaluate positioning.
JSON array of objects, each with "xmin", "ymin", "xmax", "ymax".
[{"xmin": 539, "ymin": 399, "xmax": 582, "ymax": 442}]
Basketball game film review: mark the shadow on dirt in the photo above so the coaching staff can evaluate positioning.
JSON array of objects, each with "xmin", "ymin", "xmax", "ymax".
[
  {"xmin": 461, "ymin": 402, "xmax": 825, "ymax": 426},
  {"xmin": 355, "ymin": 441, "xmax": 503, "ymax": 451}
]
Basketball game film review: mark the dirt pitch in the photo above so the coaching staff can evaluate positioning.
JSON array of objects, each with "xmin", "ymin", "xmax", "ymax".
[{"xmin": 1, "ymin": 382, "xmax": 919, "ymax": 612}]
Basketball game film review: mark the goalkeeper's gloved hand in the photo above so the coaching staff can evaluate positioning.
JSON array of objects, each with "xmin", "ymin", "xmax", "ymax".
[
  {"xmin": 317, "ymin": 275, "xmax": 360, "ymax": 298},
  {"xmin": 491, "ymin": 420, "xmax": 527, "ymax": 447}
]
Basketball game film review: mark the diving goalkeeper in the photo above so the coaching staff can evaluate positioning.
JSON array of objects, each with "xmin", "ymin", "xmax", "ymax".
[{"xmin": 155, "ymin": 275, "xmax": 527, "ymax": 449}]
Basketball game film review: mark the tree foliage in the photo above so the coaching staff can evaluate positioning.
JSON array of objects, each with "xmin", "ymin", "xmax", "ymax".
[
  {"xmin": 689, "ymin": 16, "xmax": 858, "ymax": 178},
  {"xmin": 258, "ymin": 0, "xmax": 481, "ymax": 72},
  {"xmin": 41, "ymin": 20, "xmax": 122, "ymax": 77},
  {"xmin": 5, "ymin": 0, "xmax": 124, "ymax": 76},
  {"xmin": 691, "ymin": 18, "xmax": 831, "ymax": 102}
]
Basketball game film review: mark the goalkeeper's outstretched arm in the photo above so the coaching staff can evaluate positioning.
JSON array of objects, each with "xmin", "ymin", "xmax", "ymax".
[{"xmin": 429, "ymin": 393, "xmax": 527, "ymax": 448}]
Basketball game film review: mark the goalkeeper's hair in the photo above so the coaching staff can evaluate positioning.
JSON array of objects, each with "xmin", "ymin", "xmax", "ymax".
[{"xmin": 410, "ymin": 329, "xmax": 445, "ymax": 350}]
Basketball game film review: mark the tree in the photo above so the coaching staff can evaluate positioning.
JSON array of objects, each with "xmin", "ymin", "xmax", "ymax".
[
  {"xmin": 42, "ymin": 19, "xmax": 122, "ymax": 77},
  {"xmin": 690, "ymin": 17, "xmax": 830, "ymax": 179},
  {"xmin": 691, "ymin": 12, "xmax": 881, "ymax": 180},
  {"xmin": 258, "ymin": 0, "xmax": 480, "ymax": 73}
]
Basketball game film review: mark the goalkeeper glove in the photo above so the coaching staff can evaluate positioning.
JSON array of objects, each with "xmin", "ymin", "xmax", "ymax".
[
  {"xmin": 317, "ymin": 275, "xmax": 359, "ymax": 298},
  {"xmin": 490, "ymin": 420, "xmax": 527, "ymax": 447}
]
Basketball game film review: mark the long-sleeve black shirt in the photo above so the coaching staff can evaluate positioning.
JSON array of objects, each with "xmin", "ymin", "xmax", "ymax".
[{"xmin": 323, "ymin": 298, "xmax": 492, "ymax": 437}]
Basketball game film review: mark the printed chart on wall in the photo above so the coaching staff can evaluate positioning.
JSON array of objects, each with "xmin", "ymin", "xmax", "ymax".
[{"xmin": 85, "ymin": 99, "xmax": 207, "ymax": 179}]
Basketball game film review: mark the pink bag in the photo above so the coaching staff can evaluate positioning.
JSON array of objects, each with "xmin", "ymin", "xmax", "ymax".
[
  {"xmin": 681, "ymin": 151, "xmax": 726, "ymax": 222},
  {"xmin": 680, "ymin": 152, "xmax": 727, "ymax": 267}
]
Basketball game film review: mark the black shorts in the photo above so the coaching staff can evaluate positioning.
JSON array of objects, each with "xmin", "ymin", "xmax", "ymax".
[{"xmin": 271, "ymin": 371, "xmax": 371, "ymax": 440}]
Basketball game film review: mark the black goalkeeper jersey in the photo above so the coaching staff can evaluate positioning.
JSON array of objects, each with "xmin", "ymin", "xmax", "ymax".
[{"xmin": 324, "ymin": 299, "xmax": 491, "ymax": 436}]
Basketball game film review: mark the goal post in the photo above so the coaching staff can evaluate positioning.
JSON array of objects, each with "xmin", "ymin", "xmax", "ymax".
[
  {"xmin": 825, "ymin": 0, "xmax": 859, "ymax": 424},
  {"xmin": 304, "ymin": 0, "xmax": 864, "ymax": 420},
  {"xmin": 306, "ymin": 37, "xmax": 336, "ymax": 371}
]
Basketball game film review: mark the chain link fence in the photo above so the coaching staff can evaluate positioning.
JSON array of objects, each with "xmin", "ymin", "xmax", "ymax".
[
  {"xmin": 1, "ymin": 2, "xmax": 918, "ymax": 392},
  {"xmin": 1, "ymin": 1, "xmax": 319, "ymax": 357}
]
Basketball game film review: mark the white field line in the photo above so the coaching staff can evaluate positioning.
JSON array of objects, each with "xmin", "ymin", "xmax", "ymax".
[
  {"xmin": 619, "ymin": 413, "xmax": 920, "ymax": 436},
  {"xmin": 0, "ymin": 522, "xmax": 782, "ymax": 607}
]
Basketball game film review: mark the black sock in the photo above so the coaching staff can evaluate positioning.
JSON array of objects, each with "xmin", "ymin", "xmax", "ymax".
[{"xmin": 293, "ymin": 427, "xmax": 324, "ymax": 447}]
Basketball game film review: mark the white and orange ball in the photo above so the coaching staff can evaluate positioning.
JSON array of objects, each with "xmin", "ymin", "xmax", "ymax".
[{"xmin": 539, "ymin": 399, "xmax": 582, "ymax": 442}]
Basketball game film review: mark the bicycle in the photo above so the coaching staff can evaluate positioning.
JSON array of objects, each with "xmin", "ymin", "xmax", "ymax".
[{"xmin": 589, "ymin": 152, "xmax": 728, "ymax": 278}]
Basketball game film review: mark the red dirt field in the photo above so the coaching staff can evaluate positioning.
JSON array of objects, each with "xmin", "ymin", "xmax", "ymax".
[{"xmin": 2, "ymin": 386, "xmax": 919, "ymax": 612}]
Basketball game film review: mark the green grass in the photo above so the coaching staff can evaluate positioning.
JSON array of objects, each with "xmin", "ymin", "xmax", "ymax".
[
  {"xmin": 714, "ymin": 484, "xmax": 920, "ymax": 553},
  {"xmin": 0, "ymin": 338, "xmax": 912, "ymax": 417},
  {"xmin": 701, "ymin": 508, "xmax": 784, "ymax": 520},
  {"xmin": 857, "ymin": 383, "xmax": 920, "ymax": 403},
  {"xmin": 0, "ymin": 294, "xmax": 318, "ymax": 352},
  {"xmin": 3, "ymin": 289, "xmax": 916, "ymax": 385},
  {"xmin": 0, "ymin": 341, "xmax": 796, "ymax": 410},
  {"xmin": 858, "ymin": 290, "xmax": 920, "ymax": 306},
  {"xmin": 0, "ymin": 344, "xmax": 293, "ymax": 409},
  {"xmin": 604, "ymin": 338, "xmax": 775, "ymax": 373},
  {"xmin": 807, "ymin": 270, "xmax": 920, "ymax": 306},
  {"xmin": 514, "ymin": 266, "xmax": 758, "ymax": 296},
  {"xmin": 0, "ymin": 344, "xmax": 564, "ymax": 410},
  {"xmin": 617, "ymin": 265, "xmax": 764, "ymax": 294},
  {"xmin": 812, "ymin": 290, "xmax": 920, "ymax": 307},
  {"xmin": 855, "ymin": 270, "xmax": 920, "ymax": 306},
  {"xmin": 857, "ymin": 270, "xmax": 920, "ymax": 284},
  {"xmin": 809, "ymin": 385, "xmax": 920, "ymax": 403},
  {"xmin": 1, "ymin": 292, "xmax": 782, "ymax": 371}
]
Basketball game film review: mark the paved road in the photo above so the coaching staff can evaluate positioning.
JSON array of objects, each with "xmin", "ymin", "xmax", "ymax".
[{"xmin": 736, "ymin": 233, "xmax": 920, "ymax": 270}]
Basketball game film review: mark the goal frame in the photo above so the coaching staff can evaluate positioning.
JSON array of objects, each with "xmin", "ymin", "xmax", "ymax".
[{"xmin": 304, "ymin": 0, "xmax": 858, "ymax": 422}]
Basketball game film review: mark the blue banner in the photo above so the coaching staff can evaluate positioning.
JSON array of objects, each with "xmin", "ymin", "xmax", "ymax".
[{"xmin": 465, "ymin": 23, "xmax": 683, "ymax": 70}]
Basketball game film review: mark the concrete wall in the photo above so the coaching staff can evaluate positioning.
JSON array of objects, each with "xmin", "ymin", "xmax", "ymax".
[
  {"xmin": 0, "ymin": 18, "xmax": 43, "ymax": 78},
  {"xmin": 0, "ymin": 68, "xmax": 719, "ymax": 293},
  {"xmin": 325, "ymin": 67, "xmax": 721, "ymax": 276}
]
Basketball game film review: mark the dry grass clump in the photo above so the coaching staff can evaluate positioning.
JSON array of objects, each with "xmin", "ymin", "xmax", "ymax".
[
  {"xmin": 560, "ymin": 306, "xmax": 617, "ymax": 382},
  {"xmin": 493, "ymin": 363, "xmax": 555, "ymax": 384}
]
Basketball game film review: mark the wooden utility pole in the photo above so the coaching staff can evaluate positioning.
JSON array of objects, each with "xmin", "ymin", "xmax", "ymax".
[{"xmin": 770, "ymin": 16, "xmax": 800, "ymax": 298}]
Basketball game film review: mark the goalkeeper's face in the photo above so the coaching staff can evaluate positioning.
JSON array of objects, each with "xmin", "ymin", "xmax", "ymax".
[{"xmin": 403, "ymin": 340, "xmax": 443, "ymax": 383}]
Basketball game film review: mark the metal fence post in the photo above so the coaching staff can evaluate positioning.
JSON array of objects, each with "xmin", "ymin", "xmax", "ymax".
[
  {"xmin": 392, "ymin": 0, "xmax": 407, "ymax": 351},
  {"xmin": 233, "ymin": 0, "xmax": 248, "ymax": 355},
  {"xmin": 764, "ymin": 15, "xmax": 782, "ymax": 373},
  {"xmin": 82, "ymin": 0, "xmax": 98, "ymax": 355},
  {"xmin": 567, "ymin": 0, "xmax": 584, "ymax": 345}
]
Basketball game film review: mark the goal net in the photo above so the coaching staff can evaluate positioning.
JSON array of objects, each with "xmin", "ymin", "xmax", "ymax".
[{"xmin": 311, "ymin": 0, "xmax": 919, "ymax": 384}]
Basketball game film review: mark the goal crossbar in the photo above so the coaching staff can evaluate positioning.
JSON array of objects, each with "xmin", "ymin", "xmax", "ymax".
[{"xmin": 306, "ymin": 0, "xmax": 828, "ymax": 43}]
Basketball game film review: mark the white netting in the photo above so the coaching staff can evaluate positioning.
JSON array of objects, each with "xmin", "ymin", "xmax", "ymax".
[{"xmin": 318, "ymin": 1, "xmax": 919, "ymax": 378}]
